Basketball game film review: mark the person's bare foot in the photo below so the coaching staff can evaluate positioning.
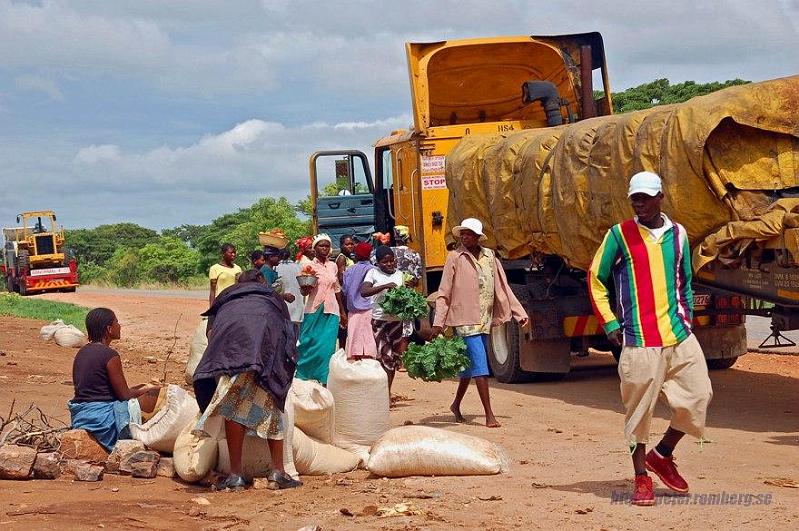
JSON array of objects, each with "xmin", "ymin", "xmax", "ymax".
[
  {"xmin": 450, "ymin": 403, "xmax": 466, "ymax": 423},
  {"xmin": 486, "ymin": 415, "xmax": 501, "ymax": 428}
]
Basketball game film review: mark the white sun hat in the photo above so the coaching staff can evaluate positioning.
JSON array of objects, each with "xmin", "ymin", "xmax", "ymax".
[
  {"xmin": 628, "ymin": 171, "xmax": 662, "ymax": 197},
  {"xmin": 452, "ymin": 218, "xmax": 487, "ymax": 241}
]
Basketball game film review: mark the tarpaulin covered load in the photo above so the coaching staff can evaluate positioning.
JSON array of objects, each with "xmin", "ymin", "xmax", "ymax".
[{"xmin": 445, "ymin": 75, "xmax": 799, "ymax": 271}]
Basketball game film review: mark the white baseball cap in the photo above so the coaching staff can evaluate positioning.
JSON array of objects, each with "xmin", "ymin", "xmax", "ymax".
[
  {"xmin": 452, "ymin": 218, "xmax": 487, "ymax": 241},
  {"xmin": 628, "ymin": 171, "xmax": 662, "ymax": 197}
]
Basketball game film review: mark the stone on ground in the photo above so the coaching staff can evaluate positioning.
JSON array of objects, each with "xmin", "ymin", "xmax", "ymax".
[
  {"xmin": 119, "ymin": 450, "xmax": 160, "ymax": 475},
  {"xmin": 156, "ymin": 457, "xmax": 175, "ymax": 478},
  {"xmin": 33, "ymin": 452, "xmax": 62, "ymax": 479},
  {"xmin": 75, "ymin": 462, "xmax": 104, "ymax": 482},
  {"xmin": 59, "ymin": 430, "xmax": 109, "ymax": 463},
  {"xmin": 105, "ymin": 440, "xmax": 146, "ymax": 474},
  {"xmin": 0, "ymin": 445, "xmax": 37, "ymax": 480}
]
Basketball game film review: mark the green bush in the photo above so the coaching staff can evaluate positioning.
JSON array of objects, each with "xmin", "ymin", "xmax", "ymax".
[
  {"xmin": 105, "ymin": 248, "xmax": 141, "ymax": 287},
  {"xmin": 77, "ymin": 261, "xmax": 108, "ymax": 284},
  {"xmin": 137, "ymin": 236, "xmax": 201, "ymax": 285}
]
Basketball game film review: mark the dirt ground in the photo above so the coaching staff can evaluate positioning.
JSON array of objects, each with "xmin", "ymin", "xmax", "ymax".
[{"xmin": 0, "ymin": 288, "xmax": 797, "ymax": 530}]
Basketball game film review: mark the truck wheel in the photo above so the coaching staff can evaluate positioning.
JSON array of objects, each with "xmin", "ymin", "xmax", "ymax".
[
  {"xmin": 489, "ymin": 320, "xmax": 531, "ymax": 383},
  {"xmin": 706, "ymin": 357, "xmax": 738, "ymax": 370},
  {"xmin": 489, "ymin": 320, "xmax": 567, "ymax": 383}
]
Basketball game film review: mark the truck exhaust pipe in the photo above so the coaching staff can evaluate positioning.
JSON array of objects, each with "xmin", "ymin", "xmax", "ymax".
[{"xmin": 521, "ymin": 80, "xmax": 563, "ymax": 126}]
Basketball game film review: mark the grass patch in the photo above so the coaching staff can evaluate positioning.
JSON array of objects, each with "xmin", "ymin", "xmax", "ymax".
[{"xmin": 0, "ymin": 293, "xmax": 90, "ymax": 331}]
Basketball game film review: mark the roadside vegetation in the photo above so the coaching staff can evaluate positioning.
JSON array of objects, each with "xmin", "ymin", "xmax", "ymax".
[
  {"xmin": 0, "ymin": 293, "xmax": 90, "ymax": 330},
  {"xmin": 66, "ymin": 196, "xmax": 310, "ymax": 288}
]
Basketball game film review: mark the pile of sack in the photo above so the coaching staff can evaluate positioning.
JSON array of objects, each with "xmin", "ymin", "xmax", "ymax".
[
  {"xmin": 165, "ymin": 319, "xmax": 508, "ymax": 481},
  {"xmin": 40, "ymin": 320, "xmax": 86, "ymax": 348}
]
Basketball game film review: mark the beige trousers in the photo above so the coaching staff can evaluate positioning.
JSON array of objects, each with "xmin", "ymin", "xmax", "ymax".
[{"xmin": 618, "ymin": 334, "xmax": 713, "ymax": 445}]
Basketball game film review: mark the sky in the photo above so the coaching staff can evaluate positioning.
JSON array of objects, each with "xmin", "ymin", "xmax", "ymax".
[{"xmin": 1, "ymin": 0, "xmax": 798, "ymax": 231}]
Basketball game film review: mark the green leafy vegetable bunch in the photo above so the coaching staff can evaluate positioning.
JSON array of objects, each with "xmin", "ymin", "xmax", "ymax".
[
  {"xmin": 380, "ymin": 285, "xmax": 427, "ymax": 321},
  {"xmin": 402, "ymin": 336, "xmax": 469, "ymax": 382}
]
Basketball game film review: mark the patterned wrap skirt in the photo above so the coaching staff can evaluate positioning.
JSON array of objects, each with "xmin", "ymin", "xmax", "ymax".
[
  {"xmin": 194, "ymin": 371, "xmax": 283, "ymax": 440},
  {"xmin": 373, "ymin": 319, "xmax": 405, "ymax": 371}
]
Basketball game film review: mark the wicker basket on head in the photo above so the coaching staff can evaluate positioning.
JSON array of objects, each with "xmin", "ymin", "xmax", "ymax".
[{"xmin": 258, "ymin": 232, "xmax": 289, "ymax": 249}]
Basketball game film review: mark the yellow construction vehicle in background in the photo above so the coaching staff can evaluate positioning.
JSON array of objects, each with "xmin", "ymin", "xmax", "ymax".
[{"xmin": 2, "ymin": 210, "xmax": 79, "ymax": 295}]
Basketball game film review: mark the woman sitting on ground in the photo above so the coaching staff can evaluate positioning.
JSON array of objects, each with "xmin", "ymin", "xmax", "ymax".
[
  {"xmin": 68, "ymin": 308, "xmax": 160, "ymax": 451},
  {"xmin": 193, "ymin": 269, "xmax": 301, "ymax": 491}
]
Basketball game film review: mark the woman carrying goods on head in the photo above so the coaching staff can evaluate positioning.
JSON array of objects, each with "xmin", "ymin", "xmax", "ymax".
[{"xmin": 295, "ymin": 234, "xmax": 347, "ymax": 385}]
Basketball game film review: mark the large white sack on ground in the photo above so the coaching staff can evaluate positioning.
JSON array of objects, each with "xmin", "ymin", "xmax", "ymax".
[
  {"xmin": 292, "ymin": 427, "xmax": 361, "ymax": 475},
  {"xmin": 173, "ymin": 415, "xmax": 218, "ymax": 482},
  {"xmin": 54, "ymin": 324, "xmax": 86, "ymax": 348},
  {"xmin": 129, "ymin": 384, "xmax": 200, "ymax": 453},
  {"xmin": 327, "ymin": 349, "xmax": 389, "ymax": 450},
  {"xmin": 282, "ymin": 396, "xmax": 299, "ymax": 479},
  {"xmin": 214, "ymin": 401, "xmax": 299, "ymax": 480},
  {"xmin": 288, "ymin": 378, "xmax": 334, "ymax": 443},
  {"xmin": 185, "ymin": 317, "xmax": 208, "ymax": 385},
  {"xmin": 367, "ymin": 426, "xmax": 510, "ymax": 478},
  {"xmin": 217, "ymin": 436, "xmax": 272, "ymax": 480},
  {"xmin": 40, "ymin": 320, "xmax": 65, "ymax": 341}
]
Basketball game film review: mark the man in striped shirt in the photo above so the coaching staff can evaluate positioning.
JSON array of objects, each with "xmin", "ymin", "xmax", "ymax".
[{"xmin": 589, "ymin": 171, "xmax": 713, "ymax": 506}]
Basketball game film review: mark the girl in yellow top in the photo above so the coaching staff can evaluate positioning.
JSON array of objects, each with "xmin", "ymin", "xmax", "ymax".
[{"xmin": 209, "ymin": 243, "xmax": 242, "ymax": 306}]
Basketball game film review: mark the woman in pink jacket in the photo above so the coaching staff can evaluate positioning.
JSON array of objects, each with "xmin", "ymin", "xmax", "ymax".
[{"xmin": 431, "ymin": 218, "xmax": 529, "ymax": 428}]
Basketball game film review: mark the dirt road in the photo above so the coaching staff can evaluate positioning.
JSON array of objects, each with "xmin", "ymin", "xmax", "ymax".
[{"xmin": 0, "ymin": 289, "xmax": 797, "ymax": 530}]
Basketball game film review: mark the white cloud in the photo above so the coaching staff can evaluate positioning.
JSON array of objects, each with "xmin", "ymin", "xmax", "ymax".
[{"xmin": 61, "ymin": 114, "xmax": 410, "ymax": 227}]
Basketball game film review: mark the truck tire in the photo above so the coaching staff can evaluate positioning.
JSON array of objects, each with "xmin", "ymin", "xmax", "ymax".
[
  {"xmin": 489, "ymin": 319, "xmax": 532, "ymax": 383},
  {"xmin": 706, "ymin": 356, "xmax": 738, "ymax": 370}
]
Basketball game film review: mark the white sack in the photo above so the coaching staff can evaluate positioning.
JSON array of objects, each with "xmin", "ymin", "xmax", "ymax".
[
  {"xmin": 288, "ymin": 378, "xmax": 334, "ymax": 443},
  {"xmin": 173, "ymin": 415, "xmax": 218, "ymax": 482},
  {"xmin": 53, "ymin": 324, "xmax": 86, "ymax": 348},
  {"xmin": 327, "ymin": 350, "xmax": 389, "ymax": 451},
  {"xmin": 213, "ymin": 400, "xmax": 298, "ymax": 480},
  {"xmin": 40, "ymin": 320, "xmax": 65, "ymax": 341},
  {"xmin": 367, "ymin": 426, "xmax": 509, "ymax": 478},
  {"xmin": 185, "ymin": 317, "xmax": 208, "ymax": 385},
  {"xmin": 216, "ymin": 437, "xmax": 273, "ymax": 480},
  {"xmin": 292, "ymin": 427, "xmax": 361, "ymax": 475},
  {"xmin": 129, "ymin": 384, "xmax": 200, "ymax": 453}
]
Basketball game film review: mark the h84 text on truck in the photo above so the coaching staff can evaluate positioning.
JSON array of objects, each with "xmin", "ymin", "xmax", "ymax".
[{"xmin": 309, "ymin": 33, "xmax": 799, "ymax": 382}]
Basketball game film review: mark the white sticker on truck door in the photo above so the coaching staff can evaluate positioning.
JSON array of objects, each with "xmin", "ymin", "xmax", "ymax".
[{"xmin": 421, "ymin": 155, "xmax": 446, "ymax": 190}]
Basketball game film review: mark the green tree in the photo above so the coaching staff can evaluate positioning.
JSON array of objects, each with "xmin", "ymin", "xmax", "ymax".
[
  {"xmin": 65, "ymin": 223, "xmax": 158, "ymax": 265},
  {"xmin": 104, "ymin": 248, "xmax": 140, "ymax": 287},
  {"xmin": 596, "ymin": 78, "xmax": 750, "ymax": 114},
  {"xmin": 137, "ymin": 236, "xmax": 201, "ymax": 284},
  {"xmin": 161, "ymin": 224, "xmax": 206, "ymax": 249},
  {"xmin": 195, "ymin": 197, "xmax": 311, "ymax": 272}
]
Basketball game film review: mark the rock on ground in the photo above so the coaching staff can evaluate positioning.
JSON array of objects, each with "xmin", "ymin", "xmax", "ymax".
[
  {"xmin": 0, "ymin": 445, "xmax": 37, "ymax": 480},
  {"xmin": 119, "ymin": 450, "xmax": 160, "ymax": 475},
  {"xmin": 59, "ymin": 430, "xmax": 109, "ymax": 463},
  {"xmin": 131, "ymin": 460, "xmax": 158, "ymax": 478},
  {"xmin": 156, "ymin": 457, "xmax": 175, "ymax": 478},
  {"xmin": 75, "ymin": 463, "xmax": 104, "ymax": 482},
  {"xmin": 105, "ymin": 440, "xmax": 146, "ymax": 474},
  {"xmin": 33, "ymin": 452, "xmax": 61, "ymax": 479}
]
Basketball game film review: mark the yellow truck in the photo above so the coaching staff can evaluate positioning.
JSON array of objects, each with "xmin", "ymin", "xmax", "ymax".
[
  {"xmin": 310, "ymin": 33, "xmax": 799, "ymax": 382},
  {"xmin": 2, "ymin": 210, "xmax": 79, "ymax": 295}
]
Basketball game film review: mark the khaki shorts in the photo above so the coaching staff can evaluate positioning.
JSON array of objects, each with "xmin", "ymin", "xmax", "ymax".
[{"xmin": 618, "ymin": 334, "xmax": 713, "ymax": 445}]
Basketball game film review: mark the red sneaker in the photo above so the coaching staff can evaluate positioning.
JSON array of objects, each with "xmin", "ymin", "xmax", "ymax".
[
  {"xmin": 632, "ymin": 474, "xmax": 655, "ymax": 506},
  {"xmin": 645, "ymin": 450, "xmax": 689, "ymax": 493}
]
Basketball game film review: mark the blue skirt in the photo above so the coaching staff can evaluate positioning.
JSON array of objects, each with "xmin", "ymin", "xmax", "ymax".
[{"xmin": 460, "ymin": 334, "xmax": 490, "ymax": 378}]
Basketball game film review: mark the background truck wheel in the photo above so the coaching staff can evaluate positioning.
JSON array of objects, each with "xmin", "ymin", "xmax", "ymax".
[
  {"xmin": 706, "ymin": 356, "xmax": 739, "ymax": 370},
  {"xmin": 489, "ymin": 320, "xmax": 532, "ymax": 383},
  {"xmin": 489, "ymin": 320, "xmax": 568, "ymax": 383}
]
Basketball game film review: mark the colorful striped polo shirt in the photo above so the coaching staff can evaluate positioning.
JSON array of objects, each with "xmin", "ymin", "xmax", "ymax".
[{"xmin": 588, "ymin": 216, "xmax": 694, "ymax": 348}]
